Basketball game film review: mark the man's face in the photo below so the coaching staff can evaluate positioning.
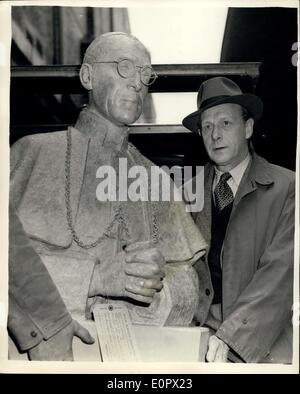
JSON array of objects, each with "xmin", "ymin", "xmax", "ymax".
[
  {"xmin": 200, "ymin": 103, "xmax": 253, "ymax": 171},
  {"xmin": 89, "ymin": 36, "xmax": 150, "ymax": 126}
]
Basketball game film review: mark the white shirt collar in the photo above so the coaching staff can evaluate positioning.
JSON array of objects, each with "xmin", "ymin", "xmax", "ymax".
[{"xmin": 214, "ymin": 153, "xmax": 251, "ymax": 190}]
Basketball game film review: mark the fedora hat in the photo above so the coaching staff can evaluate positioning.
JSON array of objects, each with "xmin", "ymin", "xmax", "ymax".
[{"xmin": 182, "ymin": 77, "xmax": 263, "ymax": 132}]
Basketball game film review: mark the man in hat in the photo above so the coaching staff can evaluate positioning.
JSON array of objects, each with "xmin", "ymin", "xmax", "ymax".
[
  {"xmin": 9, "ymin": 32, "xmax": 207, "ymax": 360},
  {"xmin": 182, "ymin": 77, "xmax": 294, "ymax": 363}
]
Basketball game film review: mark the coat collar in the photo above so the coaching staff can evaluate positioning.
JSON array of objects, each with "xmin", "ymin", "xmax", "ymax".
[
  {"xmin": 197, "ymin": 151, "xmax": 275, "ymax": 246},
  {"xmin": 206, "ymin": 151, "xmax": 275, "ymax": 196},
  {"xmin": 232, "ymin": 152, "xmax": 275, "ymax": 208},
  {"xmin": 247, "ymin": 152, "xmax": 275, "ymax": 186},
  {"xmin": 75, "ymin": 107, "xmax": 129, "ymax": 153}
]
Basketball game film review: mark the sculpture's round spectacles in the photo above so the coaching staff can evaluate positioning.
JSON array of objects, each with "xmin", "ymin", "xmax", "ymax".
[{"xmin": 93, "ymin": 58, "xmax": 158, "ymax": 86}]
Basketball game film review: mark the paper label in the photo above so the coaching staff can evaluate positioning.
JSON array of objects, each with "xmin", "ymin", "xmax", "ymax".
[{"xmin": 92, "ymin": 304, "xmax": 141, "ymax": 362}]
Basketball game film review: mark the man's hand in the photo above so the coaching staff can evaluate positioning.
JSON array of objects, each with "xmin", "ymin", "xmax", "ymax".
[
  {"xmin": 206, "ymin": 335, "xmax": 229, "ymax": 362},
  {"xmin": 28, "ymin": 320, "xmax": 95, "ymax": 361},
  {"xmin": 124, "ymin": 244, "xmax": 166, "ymax": 304}
]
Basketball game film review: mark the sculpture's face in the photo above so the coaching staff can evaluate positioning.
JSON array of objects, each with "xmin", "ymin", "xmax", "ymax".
[
  {"xmin": 89, "ymin": 36, "xmax": 150, "ymax": 126},
  {"xmin": 200, "ymin": 103, "xmax": 253, "ymax": 171}
]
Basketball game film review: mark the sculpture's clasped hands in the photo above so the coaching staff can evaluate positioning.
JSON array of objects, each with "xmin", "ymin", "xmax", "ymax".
[{"xmin": 123, "ymin": 242, "xmax": 166, "ymax": 304}]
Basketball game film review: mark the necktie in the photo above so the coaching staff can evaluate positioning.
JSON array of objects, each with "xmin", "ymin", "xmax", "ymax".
[{"xmin": 214, "ymin": 172, "xmax": 234, "ymax": 211}]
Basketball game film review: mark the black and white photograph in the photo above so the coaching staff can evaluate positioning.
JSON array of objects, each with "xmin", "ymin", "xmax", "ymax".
[{"xmin": 0, "ymin": 0, "xmax": 299, "ymax": 374}]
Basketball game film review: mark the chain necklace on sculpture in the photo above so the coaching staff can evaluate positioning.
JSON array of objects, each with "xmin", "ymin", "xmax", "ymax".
[
  {"xmin": 128, "ymin": 142, "xmax": 159, "ymax": 245},
  {"xmin": 64, "ymin": 129, "xmax": 159, "ymax": 249},
  {"xmin": 65, "ymin": 129, "xmax": 130, "ymax": 249}
]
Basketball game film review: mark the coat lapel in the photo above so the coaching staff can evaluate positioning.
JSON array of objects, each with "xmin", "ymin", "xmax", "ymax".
[
  {"xmin": 231, "ymin": 152, "xmax": 274, "ymax": 216},
  {"xmin": 193, "ymin": 153, "xmax": 275, "ymax": 249},
  {"xmin": 194, "ymin": 163, "xmax": 214, "ymax": 247}
]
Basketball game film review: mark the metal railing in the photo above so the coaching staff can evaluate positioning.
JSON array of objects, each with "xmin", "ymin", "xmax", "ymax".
[
  {"xmin": 11, "ymin": 62, "xmax": 261, "ymax": 93},
  {"xmin": 10, "ymin": 62, "xmax": 261, "ymax": 136}
]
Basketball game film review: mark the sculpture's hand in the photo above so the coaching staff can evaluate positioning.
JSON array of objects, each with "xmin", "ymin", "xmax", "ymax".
[
  {"xmin": 206, "ymin": 335, "xmax": 229, "ymax": 362},
  {"xmin": 28, "ymin": 320, "xmax": 95, "ymax": 361},
  {"xmin": 124, "ymin": 243, "xmax": 166, "ymax": 304}
]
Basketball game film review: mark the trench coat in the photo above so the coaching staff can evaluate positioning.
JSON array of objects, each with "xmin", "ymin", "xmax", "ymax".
[{"xmin": 192, "ymin": 152, "xmax": 295, "ymax": 363}]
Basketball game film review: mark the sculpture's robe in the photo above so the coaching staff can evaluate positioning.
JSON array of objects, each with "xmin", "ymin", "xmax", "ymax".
[{"xmin": 10, "ymin": 108, "xmax": 207, "ymax": 325}]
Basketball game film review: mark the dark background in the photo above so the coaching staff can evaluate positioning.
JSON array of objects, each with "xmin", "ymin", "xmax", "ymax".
[{"xmin": 221, "ymin": 7, "xmax": 298, "ymax": 171}]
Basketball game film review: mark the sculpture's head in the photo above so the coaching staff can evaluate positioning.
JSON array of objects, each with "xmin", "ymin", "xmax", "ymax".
[{"xmin": 80, "ymin": 32, "xmax": 155, "ymax": 126}]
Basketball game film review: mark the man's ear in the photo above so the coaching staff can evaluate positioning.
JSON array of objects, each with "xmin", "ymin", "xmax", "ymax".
[
  {"xmin": 79, "ymin": 63, "xmax": 93, "ymax": 91},
  {"xmin": 245, "ymin": 118, "xmax": 254, "ymax": 139}
]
